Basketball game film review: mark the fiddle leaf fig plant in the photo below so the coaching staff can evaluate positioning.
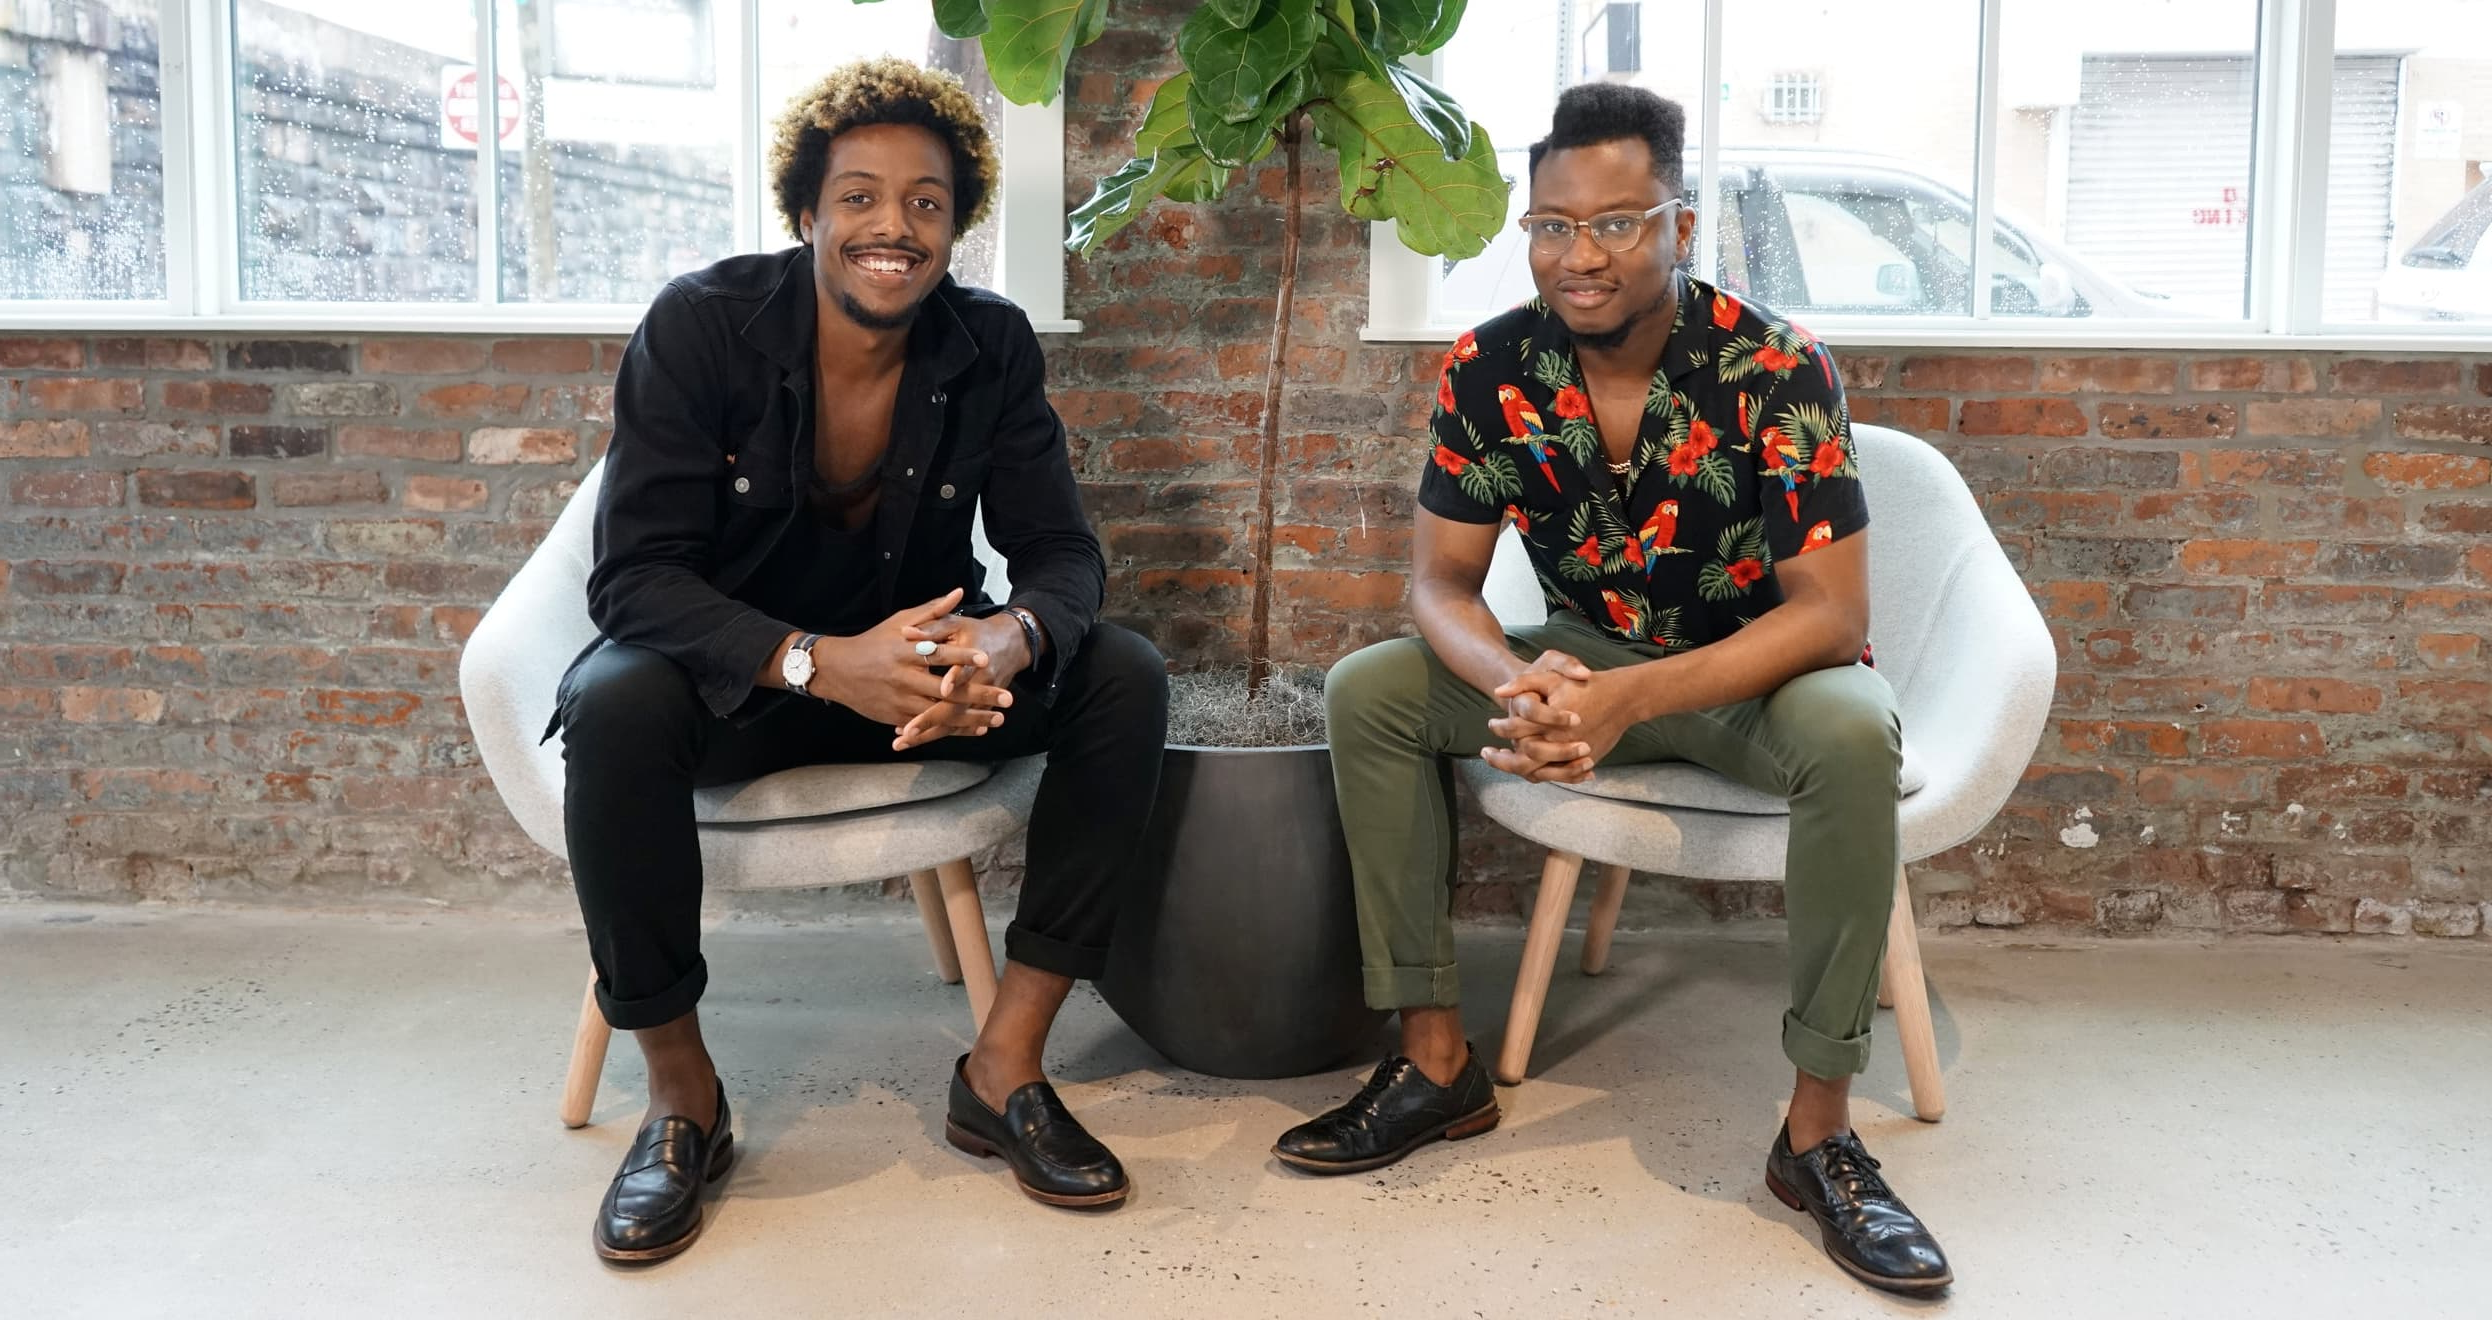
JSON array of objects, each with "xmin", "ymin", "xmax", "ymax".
[{"xmin": 874, "ymin": 0, "xmax": 1508, "ymax": 698}]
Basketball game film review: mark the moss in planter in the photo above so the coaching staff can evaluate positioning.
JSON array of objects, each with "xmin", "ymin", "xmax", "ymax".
[{"xmin": 1164, "ymin": 667, "xmax": 1330, "ymax": 748}]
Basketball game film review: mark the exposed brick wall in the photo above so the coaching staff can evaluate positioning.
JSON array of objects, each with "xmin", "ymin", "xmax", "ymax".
[{"xmin": 4, "ymin": 7, "xmax": 2488, "ymax": 938}]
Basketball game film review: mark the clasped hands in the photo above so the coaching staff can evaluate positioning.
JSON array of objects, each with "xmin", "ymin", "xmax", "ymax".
[
  {"xmin": 803, "ymin": 588, "xmax": 1033, "ymax": 752},
  {"xmin": 1481, "ymin": 650, "xmax": 1634, "ymax": 784}
]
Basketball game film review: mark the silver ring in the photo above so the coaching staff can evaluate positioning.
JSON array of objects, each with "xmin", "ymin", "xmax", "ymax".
[{"xmin": 913, "ymin": 640, "xmax": 939, "ymax": 657}]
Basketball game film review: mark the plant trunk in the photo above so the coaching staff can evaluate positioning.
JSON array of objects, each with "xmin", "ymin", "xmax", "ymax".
[{"xmin": 1247, "ymin": 111, "xmax": 1304, "ymax": 700}]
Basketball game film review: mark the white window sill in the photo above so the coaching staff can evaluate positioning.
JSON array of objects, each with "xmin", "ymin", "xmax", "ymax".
[
  {"xmin": 1361, "ymin": 320, "xmax": 2492, "ymax": 355},
  {"xmin": 0, "ymin": 308, "xmax": 1083, "ymax": 338}
]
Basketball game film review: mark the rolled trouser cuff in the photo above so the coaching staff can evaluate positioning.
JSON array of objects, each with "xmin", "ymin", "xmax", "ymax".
[
  {"xmin": 1363, "ymin": 964, "xmax": 1461, "ymax": 1011},
  {"xmin": 1004, "ymin": 922, "xmax": 1107, "ymax": 982},
  {"xmin": 1782, "ymin": 1007, "xmax": 1872, "ymax": 1079},
  {"xmin": 596, "ymin": 954, "xmax": 708, "ymax": 1031}
]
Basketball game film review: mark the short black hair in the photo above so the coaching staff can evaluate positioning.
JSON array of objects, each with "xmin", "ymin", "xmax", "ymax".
[{"xmin": 1527, "ymin": 83, "xmax": 1686, "ymax": 195}]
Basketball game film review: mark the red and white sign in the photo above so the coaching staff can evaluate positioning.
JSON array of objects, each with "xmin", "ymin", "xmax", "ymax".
[
  {"xmin": 2191, "ymin": 185, "xmax": 2248, "ymax": 228},
  {"xmin": 439, "ymin": 64, "xmax": 521, "ymax": 150}
]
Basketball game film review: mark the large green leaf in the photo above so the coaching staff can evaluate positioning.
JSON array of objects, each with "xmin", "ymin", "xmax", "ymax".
[
  {"xmin": 1414, "ymin": 0, "xmax": 1465, "ymax": 52},
  {"xmin": 1193, "ymin": 66, "xmax": 1304, "ymax": 167},
  {"xmin": 931, "ymin": 0, "xmax": 990, "ymax": 39},
  {"xmin": 1065, "ymin": 150, "xmax": 1233, "ymax": 255},
  {"xmin": 1179, "ymin": 0, "xmax": 1318, "ymax": 125},
  {"xmin": 1385, "ymin": 62, "xmax": 1469, "ymax": 160},
  {"xmin": 1312, "ymin": 2, "xmax": 1392, "ymax": 82},
  {"xmin": 1201, "ymin": 0, "xmax": 1261, "ymax": 25},
  {"xmin": 1309, "ymin": 69, "xmax": 1506, "ymax": 258},
  {"xmin": 1369, "ymin": 0, "xmax": 1438, "ymax": 55},
  {"xmin": 981, "ymin": 0, "xmax": 1110, "ymax": 105},
  {"xmin": 1134, "ymin": 72, "xmax": 1194, "ymax": 156}
]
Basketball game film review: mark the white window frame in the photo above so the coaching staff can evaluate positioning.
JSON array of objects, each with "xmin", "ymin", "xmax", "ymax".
[
  {"xmin": 1367, "ymin": 0, "xmax": 2492, "ymax": 351},
  {"xmin": 0, "ymin": 0, "xmax": 1075, "ymax": 335}
]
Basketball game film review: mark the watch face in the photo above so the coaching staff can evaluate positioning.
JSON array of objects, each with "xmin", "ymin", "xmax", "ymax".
[{"xmin": 785, "ymin": 647, "xmax": 812, "ymax": 686}]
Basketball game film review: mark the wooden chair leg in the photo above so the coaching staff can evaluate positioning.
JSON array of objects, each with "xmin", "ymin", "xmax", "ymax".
[
  {"xmin": 1579, "ymin": 862, "xmax": 1632, "ymax": 976},
  {"xmin": 909, "ymin": 870, "xmax": 964, "ymax": 985},
  {"xmin": 936, "ymin": 857, "xmax": 999, "ymax": 1031},
  {"xmin": 561, "ymin": 969, "xmax": 611, "ymax": 1130},
  {"xmin": 1877, "ymin": 955, "xmax": 1896, "ymax": 1010},
  {"xmin": 1883, "ymin": 864, "xmax": 1946, "ymax": 1122},
  {"xmin": 1495, "ymin": 850, "xmax": 1586, "ymax": 1085}
]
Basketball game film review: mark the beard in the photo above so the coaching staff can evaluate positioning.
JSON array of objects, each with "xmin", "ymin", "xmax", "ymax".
[
  {"xmin": 837, "ymin": 289, "xmax": 920, "ymax": 332},
  {"xmin": 1570, "ymin": 282, "xmax": 1672, "ymax": 351}
]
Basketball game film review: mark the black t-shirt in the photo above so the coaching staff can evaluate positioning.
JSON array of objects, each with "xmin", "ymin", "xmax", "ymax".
[{"xmin": 1419, "ymin": 273, "xmax": 1870, "ymax": 655}]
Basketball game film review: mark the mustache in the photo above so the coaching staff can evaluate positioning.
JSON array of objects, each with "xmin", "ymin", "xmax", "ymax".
[{"xmin": 843, "ymin": 240, "xmax": 931, "ymax": 261}]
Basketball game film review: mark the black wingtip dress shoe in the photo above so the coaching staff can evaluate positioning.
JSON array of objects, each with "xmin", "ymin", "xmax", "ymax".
[
  {"xmin": 1765, "ymin": 1124, "xmax": 1953, "ymax": 1296},
  {"xmin": 594, "ymin": 1081, "xmax": 734, "ymax": 1264},
  {"xmin": 944, "ymin": 1055, "xmax": 1129, "ymax": 1209},
  {"xmin": 1271, "ymin": 1046, "xmax": 1500, "ymax": 1176}
]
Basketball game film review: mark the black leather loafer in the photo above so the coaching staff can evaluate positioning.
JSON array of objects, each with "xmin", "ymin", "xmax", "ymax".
[
  {"xmin": 944, "ymin": 1055, "xmax": 1128, "ymax": 1208},
  {"xmin": 1765, "ymin": 1124, "xmax": 1952, "ymax": 1295},
  {"xmin": 1271, "ymin": 1047, "xmax": 1500, "ymax": 1175},
  {"xmin": 593, "ymin": 1081, "xmax": 733, "ymax": 1263}
]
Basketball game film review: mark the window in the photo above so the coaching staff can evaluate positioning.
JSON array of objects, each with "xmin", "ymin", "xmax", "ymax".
[
  {"xmin": 1762, "ymin": 72, "xmax": 1823, "ymax": 126},
  {"xmin": 3, "ymin": 1, "xmax": 166, "ymax": 299},
  {"xmin": 0, "ymin": 0, "xmax": 1068, "ymax": 330},
  {"xmin": 1374, "ymin": 0, "xmax": 2492, "ymax": 345}
]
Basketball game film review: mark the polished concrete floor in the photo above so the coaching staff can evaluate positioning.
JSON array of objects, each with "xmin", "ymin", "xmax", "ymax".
[{"xmin": 5, "ymin": 903, "xmax": 2484, "ymax": 1318}]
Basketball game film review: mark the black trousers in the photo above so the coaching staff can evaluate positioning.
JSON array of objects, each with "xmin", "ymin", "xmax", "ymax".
[{"xmin": 558, "ymin": 623, "xmax": 1169, "ymax": 1030}]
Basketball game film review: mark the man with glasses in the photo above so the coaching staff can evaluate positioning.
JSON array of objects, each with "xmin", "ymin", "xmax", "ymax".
[{"xmin": 1272, "ymin": 83, "xmax": 1951, "ymax": 1296}]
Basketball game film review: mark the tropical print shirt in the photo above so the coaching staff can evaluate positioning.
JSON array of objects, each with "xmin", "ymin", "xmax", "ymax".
[{"xmin": 1418, "ymin": 272, "xmax": 1869, "ymax": 657}]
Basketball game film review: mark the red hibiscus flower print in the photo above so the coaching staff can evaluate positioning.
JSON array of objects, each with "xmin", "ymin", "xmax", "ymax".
[
  {"xmin": 1712, "ymin": 292, "xmax": 1743, "ymax": 330},
  {"xmin": 1809, "ymin": 437, "xmax": 1847, "ymax": 477},
  {"xmin": 1686, "ymin": 417, "xmax": 1718, "ymax": 456},
  {"xmin": 1436, "ymin": 366, "xmax": 1457, "ymax": 414},
  {"xmin": 1753, "ymin": 344, "xmax": 1799, "ymax": 374},
  {"xmin": 1668, "ymin": 444, "xmax": 1704, "ymax": 477},
  {"xmin": 1574, "ymin": 534, "xmax": 1602, "ymax": 565},
  {"xmin": 1551, "ymin": 386, "xmax": 1592, "ymax": 421},
  {"xmin": 1726, "ymin": 558, "xmax": 1765, "ymax": 589},
  {"xmin": 1432, "ymin": 444, "xmax": 1470, "ymax": 475},
  {"xmin": 1450, "ymin": 329, "xmax": 1480, "ymax": 363}
]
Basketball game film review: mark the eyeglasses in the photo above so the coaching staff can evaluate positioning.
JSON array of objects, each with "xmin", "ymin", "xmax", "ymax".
[{"xmin": 1517, "ymin": 200, "xmax": 1685, "ymax": 254}]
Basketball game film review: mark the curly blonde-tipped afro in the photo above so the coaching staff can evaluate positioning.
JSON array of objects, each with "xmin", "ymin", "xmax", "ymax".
[{"xmin": 768, "ymin": 57, "xmax": 999, "ymax": 241}]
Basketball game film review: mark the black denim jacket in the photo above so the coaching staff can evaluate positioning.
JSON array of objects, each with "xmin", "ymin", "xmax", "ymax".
[{"xmin": 547, "ymin": 246, "xmax": 1104, "ymax": 734}]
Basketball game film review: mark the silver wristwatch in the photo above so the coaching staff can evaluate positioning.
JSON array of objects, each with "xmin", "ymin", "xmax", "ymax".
[{"xmin": 782, "ymin": 633, "xmax": 824, "ymax": 694}]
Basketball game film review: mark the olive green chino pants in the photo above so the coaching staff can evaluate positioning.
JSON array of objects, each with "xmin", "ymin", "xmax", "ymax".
[{"xmin": 1326, "ymin": 610, "xmax": 1903, "ymax": 1079}]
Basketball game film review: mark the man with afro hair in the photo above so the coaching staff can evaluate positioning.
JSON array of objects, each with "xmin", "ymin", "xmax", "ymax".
[
  {"xmin": 1280, "ymin": 82, "xmax": 1953, "ymax": 1297},
  {"xmin": 553, "ymin": 57, "xmax": 1166, "ymax": 1261}
]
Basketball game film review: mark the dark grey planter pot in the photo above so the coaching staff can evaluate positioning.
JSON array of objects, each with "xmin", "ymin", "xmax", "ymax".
[{"xmin": 1097, "ymin": 743, "xmax": 1387, "ymax": 1079}]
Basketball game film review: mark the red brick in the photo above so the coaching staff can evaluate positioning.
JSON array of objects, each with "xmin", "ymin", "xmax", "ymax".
[
  {"xmin": 303, "ymin": 690, "xmax": 422, "ymax": 727},
  {"xmin": 0, "ymin": 420, "xmax": 90, "ymax": 457},
  {"xmin": 416, "ymin": 383, "xmax": 532, "ymax": 418},
  {"xmin": 0, "ymin": 687, "xmax": 60, "ymax": 717},
  {"xmin": 431, "ymin": 606, "xmax": 484, "ymax": 643},
  {"xmin": 468, "ymin": 427, "xmax": 577, "ymax": 465},
  {"xmin": 2178, "ymin": 539, "xmax": 2317, "ymax": 577},
  {"xmin": 58, "ymin": 687, "xmax": 165, "ymax": 724},
  {"xmin": 2201, "ymin": 719, "xmax": 2326, "ymax": 758},
  {"xmin": 271, "ymin": 471, "xmax": 389, "ymax": 507},
  {"xmin": 2333, "ymin": 359, "xmax": 2464, "ymax": 394},
  {"xmin": 2247, "ymin": 677, "xmax": 2383, "ymax": 714},
  {"xmin": 334, "ymin": 425, "xmax": 460, "ymax": 462},
  {"xmin": 2039, "ymin": 356, "xmax": 2176, "ymax": 394},
  {"xmin": 0, "ymin": 337, "xmax": 84, "ymax": 369},
  {"xmin": 16, "ymin": 561, "xmax": 127, "ymax": 594},
  {"xmin": 1847, "ymin": 396, "xmax": 1950, "ymax": 432},
  {"xmin": 2415, "ymin": 633, "xmax": 2482, "ymax": 670},
  {"xmin": 2402, "ymin": 589, "xmax": 2492, "ymax": 623},
  {"xmin": 2393, "ymin": 405, "xmax": 2492, "ymax": 445},
  {"xmin": 2102, "ymin": 677, "xmax": 2240, "ymax": 715},
  {"xmin": 2136, "ymin": 766, "xmax": 2268, "ymax": 804},
  {"xmin": 93, "ymin": 421, "xmax": 218, "ymax": 456},
  {"xmin": 1836, "ymin": 355, "xmax": 1888, "ymax": 391},
  {"xmin": 599, "ymin": 341, "xmax": 629, "ymax": 374},
  {"xmin": 2058, "ymin": 720, "xmax": 2190, "ymax": 758},
  {"xmin": 2190, "ymin": 449, "xmax": 2342, "ymax": 488},
  {"xmin": 2275, "ymin": 494, "xmax": 2404, "ymax": 536},
  {"xmin": 363, "ymin": 339, "xmax": 488, "ymax": 374},
  {"xmin": 2121, "ymin": 584, "xmax": 2247, "ymax": 620},
  {"xmin": 2276, "ymin": 765, "xmax": 2411, "ymax": 802},
  {"xmin": 162, "ymin": 380, "xmax": 274, "ymax": 414},
  {"xmin": 2396, "ymin": 680, "xmax": 2492, "ymax": 724},
  {"xmin": 2362, "ymin": 453, "xmax": 2490, "ymax": 491},
  {"xmin": 1898, "ymin": 356, "xmax": 2034, "ymax": 391},
  {"xmin": 2260, "ymin": 584, "xmax": 2401, "ymax": 623},
  {"xmin": 491, "ymin": 338, "xmax": 596, "ymax": 374},
  {"xmin": 2420, "ymin": 501, "xmax": 2492, "ymax": 535},
  {"xmin": 25, "ymin": 377, "xmax": 143, "ymax": 413},
  {"xmin": 135, "ymin": 470, "xmax": 255, "ymax": 510},
  {"xmin": 2127, "ymin": 491, "xmax": 2257, "ymax": 530},
  {"xmin": 1958, "ymin": 398, "xmax": 2089, "ymax": 437},
  {"xmin": 404, "ymin": 475, "xmax": 490, "ymax": 512},
  {"xmin": 1274, "ymin": 569, "xmax": 1407, "ymax": 612},
  {"xmin": 2097, "ymin": 403, "xmax": 2234, "ymax": 440},
  {"xmin": 1053, "ymin": 389, "xmax": 1144, "ymax": 430},
  {"xmin": 11, "ymin": 471, "xmax": 124, "ymax": 508},
  {"xmin": 2033, "ymin": 582, "xmax": 2113, "ymax": 622},
  {"xmin": 2246, "ymin": 399, "xmax": 2380, "ymax": 438}
]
